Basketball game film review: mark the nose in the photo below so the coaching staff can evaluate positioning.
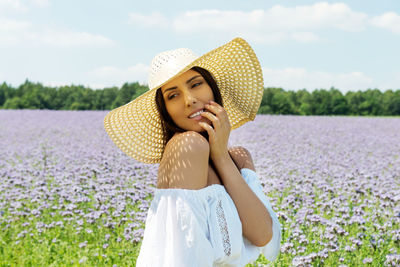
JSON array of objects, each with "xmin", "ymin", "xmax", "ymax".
[{"xmin": 183, "ymin": 90, "xmax": 197, "ymax": 106}]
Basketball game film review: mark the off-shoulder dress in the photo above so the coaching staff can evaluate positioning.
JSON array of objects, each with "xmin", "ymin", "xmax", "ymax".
[{"xmin": 136, "ymin": 168, "xmax": 281, "ymax": 267}]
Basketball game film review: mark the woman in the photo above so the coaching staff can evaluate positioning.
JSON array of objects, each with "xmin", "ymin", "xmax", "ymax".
[{"xmin": 104, "ymin": 37, "xmax": 281, "ymax": 266}]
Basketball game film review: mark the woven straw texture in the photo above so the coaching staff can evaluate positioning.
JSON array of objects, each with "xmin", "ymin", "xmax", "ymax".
[{"xmin": 104, "ymin": 37, "xmax": 264, "ymax": 164}]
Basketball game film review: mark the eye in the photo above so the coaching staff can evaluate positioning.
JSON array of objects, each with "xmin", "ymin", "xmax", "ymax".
[
  {"xmin": 192, "ymin": 82, "xmax": 202, "ymax": 88},
  {"xmin": 168, "ymin": 93, "xmax": 177, "ymax": 100}
]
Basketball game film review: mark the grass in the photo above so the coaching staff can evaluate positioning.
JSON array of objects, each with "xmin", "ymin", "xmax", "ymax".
[{"xmin": 1, "ymin": 182, "xmax": 398, "ymax": 266}]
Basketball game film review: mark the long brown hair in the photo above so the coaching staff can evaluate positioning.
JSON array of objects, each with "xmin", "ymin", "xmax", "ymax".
[{"xmin": 155, "ymin": 66, "xmax": 225, "ymax": 180}]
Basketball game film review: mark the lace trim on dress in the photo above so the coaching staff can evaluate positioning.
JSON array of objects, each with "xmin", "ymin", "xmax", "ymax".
[{"xmin": 216, "ymin": 199, "xmax": 231, "ymax": 256}]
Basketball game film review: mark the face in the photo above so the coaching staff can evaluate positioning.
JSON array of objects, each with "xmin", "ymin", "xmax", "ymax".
[{"xmin": 161, "ymin": 69, "xmax": 215, "ymax": 132}]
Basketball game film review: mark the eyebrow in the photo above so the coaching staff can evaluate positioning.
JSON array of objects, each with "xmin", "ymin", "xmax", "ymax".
[{"xmin": 162, "ymin": 75, "xmax": 202, "ymax": 95}]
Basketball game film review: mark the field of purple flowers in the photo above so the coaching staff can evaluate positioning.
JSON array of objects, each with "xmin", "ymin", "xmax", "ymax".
[{"xmin": 0, "ymin": 110, "xmax": 399, "ymax": 266}]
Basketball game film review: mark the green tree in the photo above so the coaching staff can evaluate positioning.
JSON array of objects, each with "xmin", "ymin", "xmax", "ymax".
[
  {"xmin": 260, "ymin": 87, "xmax": 283, "ymax": 114},
  {"xmin": 382, "ymin": 90, "xmax": 400, "ymax": 115},
  {"xmin": 287, "ymin": 91, "xmax": 300, "ymax": 115},
  {"xmin": 70, "ymin": 101, "xmax": 90, "ymax": 110},
  {"xmin": 311, "ymin": 89, "xmax": 332, "ymax": 115},
  {"xmin": 345, "ymin": 91, "xmax": 365, "ymax": 115},
  {"xmin": 258, "ymin": 105, "xmax": 272, "ymax": 114},
  {"xmin": 111, "ymin": 83, "xmax": 137, "ymax": 109},
  {"xmin": 0, "ymin": 79, "xmax": 398, "ymax": 115},
  {"xmin": 0, "ymin": 82, "xmax": 15, "ymax": 107},
  {"xmin": 56, "ymin": 86, "xmax": 76, "ymax": 109},
  {"xmin": 132, "ymin": 83, "xmax": 148, "ymax": 100},
  {"xmin": 0, "ymin": 84, "xmax": 6, "ymax": 107},
  {"xmin": 270, "ymin": 91, "xmax": 294, "ymax": 114},
  {"xmin": 3, "ymin": 96, "xmax": 24, "ymax": 109},
  {"xmin": 330, "ymin": 88, "xmax": 348, "ymax": 115},
  {"xmin": 357, "ymin": 89, "xmax": 381, "ymax": 115},
  {"xmin": 296, "ymin": 89, "xmax": 312, "ymax": 115},
  {"xmin": 393, "ymin": 91, "xmax": 400, "ymax": 115},
  {"xmin": 101, "ymin": 87, "xmax": 119, "ymax": 110}
]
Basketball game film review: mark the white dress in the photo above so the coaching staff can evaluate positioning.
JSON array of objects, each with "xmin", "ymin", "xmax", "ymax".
[{"xmin": 136, "ymin": 168, "xmax": 282, "ymax": 267}]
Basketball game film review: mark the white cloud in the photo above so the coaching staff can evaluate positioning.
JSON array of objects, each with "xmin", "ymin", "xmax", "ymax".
[
  {"xmin": 127, "ymin": 3, "xmax": 400, "ymax": 44},
  {"xmin": 0, "ymin": 1, "xmax": 113, "ymax": 47},
  {"xmin": 0, "ymin": 17, "xmax": 31, "ymax": 44},
  {"xmin": 370, "ymin": 12, "xmax": 400, "ymax": 34},
  {"xmin": 264, "ymin": 2, "xmax": 367, "ymax": 31},
  {"xmin": 127, "ymin": 3, "xmax": 368, "ymax": 44},
  {"xmin": 43, "ymin": 80, "xmax": 108, "ymax": 89},
  {"xmin": 87, "ymin": 64, "xmax": 149, "ymax": 88},
  {"xmin": 0, "ymin": 33, "xmax": 19, "ymax": 45},
  {"xmin": 0, "ymin": 17, "xmax": 30, "ymax": 31},
  {"xmin": 262, "ymin": 67, "xmax": 374, "ymax": 92},
  {"xmin": 380, "ymin": 71, "xmax": 400, "ymax": 90},
  {"xmin": 29, "ymin": 0, "xmax": 50, "ymax": 7},
  {"xmin": 0, "ymin": 24, "xmax": 115, "ymax": 47},
  {"xmin": 45, "ymin": 66, "xmax": 380, "ymax": 92},
  {"xmin": 173, "ymin": 3, "xmax": 367, "ymax": 32},
  {"xmin": 37, "ymin": 30, "xmax": 115, "ymax": 47},
  {"xmin": 86, "ymin": 64, "xmax": 378, "ymax": 91},
  {"xmin": 169, "ymin": 3, "xmax": 367, "ymax": 44},
  {"xmin": 228, "ymin": 31, "xmax": 322, "ymax": 44},
  {"xmin": 0, "ymin": 0, "xmax": 27, "ymax": 12},
  {"xmin": 129, "ymin": 12, "xmax": 168, "ymax": 27},
  {"xmin": 290, "ymin": 32, "xmax": 320, "ymax": 43}
]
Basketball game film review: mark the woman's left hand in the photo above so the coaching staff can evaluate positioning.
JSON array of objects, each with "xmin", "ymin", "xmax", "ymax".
[{"xmin": 198, "ymin": 100, "xmax": 231, "ymax": 161}]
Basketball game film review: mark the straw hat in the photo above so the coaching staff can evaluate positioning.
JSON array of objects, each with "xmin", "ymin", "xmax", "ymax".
[{"xmin": 104, "ymin": 37, "xmax": 264, "ymax": 164}]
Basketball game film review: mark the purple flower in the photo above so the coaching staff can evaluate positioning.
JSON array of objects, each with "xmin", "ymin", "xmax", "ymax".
[
  {"xmin": 105, "ymin": 234, "xmax": 111, "ymax": 241},
  {"xmin": 2, "ymin": 111, "xmax": 399, "ymax": 265},
  {"xmin": 79, "ymin": 241, "xmax": 88, "ymax": 248},
  {"xmin": 363, "ymin": 257, "xmax": 373, "ymax": 264}
]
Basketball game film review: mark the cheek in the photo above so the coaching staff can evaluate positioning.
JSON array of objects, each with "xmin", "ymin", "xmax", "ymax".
[
  {"xmin": 165, "ymin": 103, "xmax": 182, "ymax": 121},
  {"xmin": 195, "ymin": 85, "xmax": 213, "ymax": 100},
  {"xmin": 204, "ymin": 87, "xmax": 215, "ymax": 101}
]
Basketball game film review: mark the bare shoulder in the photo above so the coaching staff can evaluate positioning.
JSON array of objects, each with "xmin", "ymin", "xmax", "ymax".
[
  {"xmin": 228, "ymin": 146, "xmax": 256, "ymax": 172},
  {"xmin": 166, "ymin": 131, "xmax": 209, "ymax": 150},
  {"xmin": 157, "ymin": 131, "xmax": 210, "ymax": 189}
]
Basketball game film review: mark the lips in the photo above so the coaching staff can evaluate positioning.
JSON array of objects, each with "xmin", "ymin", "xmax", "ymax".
[{"xmin": 188, "ymin": 108, "xmax": 205, "ymax": 118}]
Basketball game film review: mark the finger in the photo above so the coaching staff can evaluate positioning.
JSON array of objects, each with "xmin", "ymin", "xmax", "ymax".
[
  {"xmin": 201, "ymin": 110, "xmax": 217, "ymax": 121},
  {"xmin": 205, "ymin": 103, "xmax": 228, "ymax": 127},
  {"xmin": 209, "ymin": 100, "xmax": 221, "ymax": 108},
  {"xmin": 204, "ymin": 103, "xmax": 225, "ymax": 122},
  {"xmin": 209, "ymin": 101, "xmax": 227, "ymax": 118},
  {"xmin": 199, "ymin": 122, "xmax": 215, "ymax": 138},
  {"xmin": 201, "ymin": 111, "xmax": 221, "ymax": 129},
  {"xmin": 205, "ymin": 102, "xmax": 222, "ymax": 114}
]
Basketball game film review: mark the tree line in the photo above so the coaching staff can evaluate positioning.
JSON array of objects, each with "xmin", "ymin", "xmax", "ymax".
[{"xmin": 1, "ymin": 80, "xmax": 399, "ymax": 115}]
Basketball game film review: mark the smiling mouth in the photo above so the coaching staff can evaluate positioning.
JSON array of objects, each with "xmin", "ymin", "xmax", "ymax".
[{"xmin": 188, "ymin": 109, "xmax": 205, "ymax": 118}]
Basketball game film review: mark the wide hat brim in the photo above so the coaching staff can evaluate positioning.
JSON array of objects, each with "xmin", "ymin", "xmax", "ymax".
[{"xmin": 104, "ymin": 37, "xmax": 264, "ymax": 164}]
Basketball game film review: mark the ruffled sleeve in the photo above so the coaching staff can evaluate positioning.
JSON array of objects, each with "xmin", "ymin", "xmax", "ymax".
[
  {"xmin": 135, "ymin": 187, "xmax": 215, "ymax": 267},
  {"xmin": 240, "ymin": 168, "xmax": 282, "ymax": 262}
]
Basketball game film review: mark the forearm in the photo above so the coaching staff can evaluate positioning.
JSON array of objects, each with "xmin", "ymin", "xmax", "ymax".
[{"xmin": 213, "ymin": 152, "xmax": 273, "ymax": 247}]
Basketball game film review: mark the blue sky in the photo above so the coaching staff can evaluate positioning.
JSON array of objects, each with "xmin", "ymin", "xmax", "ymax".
[{"xmin": 0, "ymin": 0, "xmax": 399, "ymax": 92}]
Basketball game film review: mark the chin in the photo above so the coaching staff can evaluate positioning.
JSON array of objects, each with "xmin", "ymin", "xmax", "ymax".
[
  {"xmin": 188, "ymin": 126, "xmax": 206, "ymax": 133},
  {"xmin": 181, "ymin": 125, "xmax": 207, "ymax": 133},
  {"xmin": 177, "ymin": 119, "xmax": 211, "ymax": 132}
]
